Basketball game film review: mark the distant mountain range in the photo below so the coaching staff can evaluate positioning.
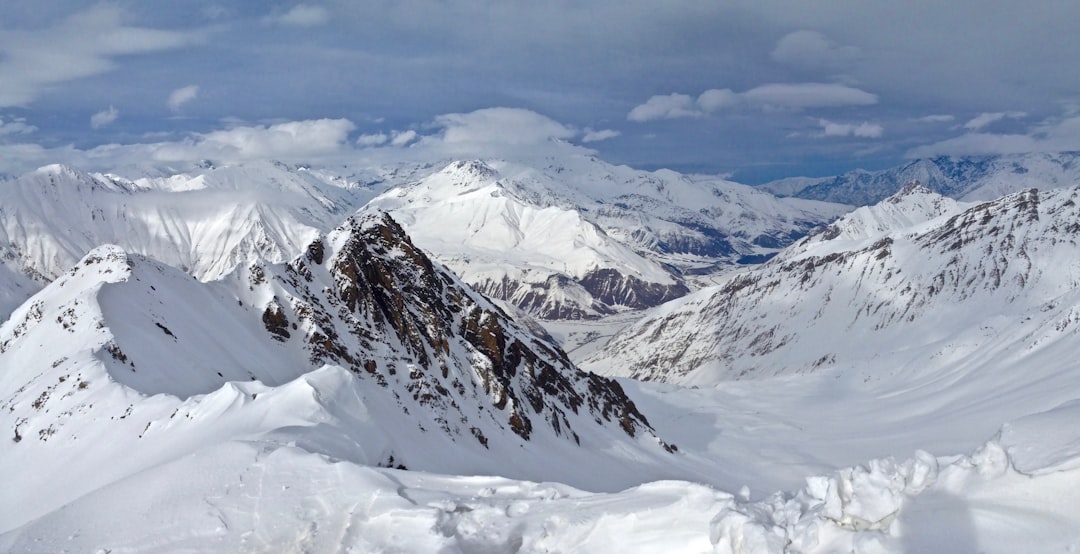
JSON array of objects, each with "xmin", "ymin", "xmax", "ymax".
[
  {"xmin": 365, "ymin": 157, "xmax": 844, "ymax": 319},
  {"xmin": 0, "ymin": 155, "xmax": 844, "ymax": 321},
  {"xmin": 759, "ymin": 151, "xmax": 1080, "ymax": 206}
]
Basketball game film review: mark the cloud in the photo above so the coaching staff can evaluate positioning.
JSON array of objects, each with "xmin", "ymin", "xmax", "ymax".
[
  {"xmin": 90, "ymin": 106, "xmax": 119, "ymax": 129},
  {"xmin": 0, "ymin": 117, "xmax": 360, "ymax": 174},
  {"xmin": 627, "ymin": 94, "xmax": 701, "ymax": 122},
  {"xmin": 911, "ymin": 114, "xmax": 955, "ymax": 124},
  {"xmin": 264, "ymin": 4, "xmax": 330, "ymax": 27},
  {"xmin": 389, "ymin": 130, "xmax": 418, "ymax": 147},
  {"xmin": 907, "ymin": 114, "xmax": 1080, "ymax": 158},
  {"xmin": 771, "ymin": 30, "xmax": 860, "ymax": 70},
  {"xmin": 167, "ymin": 85, "xmax": 200, "ymax": 112},
  {"xmin": 817, "ymin": 119, "xmax": 883, "ymax": 138},
  {"xmin": 582, "ymin": 128, "xmax": 620, "ymax": 143},
  {"xmin": 696, "ymin": 89, "xmax": 740, "ymax": 113},
  {"xmin": 742, "ymin": 83, "xmax": 877, "ymax": 110},
  {"xmin": 356, "ymin": 133, "xmax": 389, "ymax": 146},
  {"xmin": 0, "ymin": 5, "xmax": 200, "ymax": 107},
  {"xmin": 0, "ymin": 109, "xmax": 596, "ymax": 174},
  {"xmin": 628, "ymin": 83, "xmax": 877, "ymax": 121},
  {"xmin": 151, "ymin": 118, "xmax": 357, "ymax": 163},
  {"xmin": 962, "ymin": 111, "xmax": 1027, "ymax": 131},
  {"xmin": 431, "ymin": 107, "xmax": 577, "ymax": 146},
  {"xmin": 0, "ymin": 116, "xmax": 37, "ymax": 136}
]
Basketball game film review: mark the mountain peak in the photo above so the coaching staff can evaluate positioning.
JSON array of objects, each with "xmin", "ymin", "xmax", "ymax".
[
  {"xmin": 888, "ymin": 180, "xmax": 935, "ymax": 201},
  {"xmin": 442, "ymin": 159, "xmax": 499, "ymax": 181},
  {"xmin": 65, "ymin": 245, "xmax": 135, "ymax": 282}
]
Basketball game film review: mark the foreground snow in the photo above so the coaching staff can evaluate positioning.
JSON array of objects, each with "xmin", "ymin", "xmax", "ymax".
[{"xmin": 4, "ymin": 394, "xmax": 1079, "ymax": 553}]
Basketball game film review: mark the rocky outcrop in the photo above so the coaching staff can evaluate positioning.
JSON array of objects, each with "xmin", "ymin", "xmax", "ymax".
[{"xmin": 261, "ymin": 212, "xmax": 669, "ymax": 448}]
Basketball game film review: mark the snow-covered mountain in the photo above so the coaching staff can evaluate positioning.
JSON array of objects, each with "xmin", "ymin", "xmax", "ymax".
[
  {"xmin": 5, "ymin": 160, "xmax": 1080, "ymax": 550},
  {"xmin": 0, "ymin": 162, "xmax": 379, "ymax": 304},
  {"xmin": 0, "ymin": 212, "xmax": 678, "ymax": 531},
  {"xmin": 761, "ymin": 151, "xmax": 1080, "ymax": 205},
  {"xmin": 586, "ymin": 184, "xmax": 1080, "ymax": 385},
  {"xmin": 0, "ymin": 157, "xmax": 844, "ymax": 322},
  {"xmin": 366, "ymin": 157, "xmax": 846, "ymax": 319}
]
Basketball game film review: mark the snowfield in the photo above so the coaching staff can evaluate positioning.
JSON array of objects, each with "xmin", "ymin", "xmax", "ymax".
[{"xmin": 3, "ymin": 155, "xmax": 1080, "ymax": 552}]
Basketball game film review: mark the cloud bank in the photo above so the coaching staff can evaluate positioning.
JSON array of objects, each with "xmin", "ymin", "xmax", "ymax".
[{"xmin": 628, "ymin": 83, "xmax": 878, "ymax": 122}]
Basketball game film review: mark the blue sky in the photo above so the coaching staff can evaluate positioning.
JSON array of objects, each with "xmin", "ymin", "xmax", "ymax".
[{"xmin": 2, "ymin": 1, "xmax": 1080, "ymax": 182}]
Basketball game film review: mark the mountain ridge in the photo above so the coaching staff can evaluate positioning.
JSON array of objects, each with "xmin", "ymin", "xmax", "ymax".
[
  {"xmin": 759, "ymin": 151, "xmax": 1080, "ymax": 206},
  {"xmin": 586, "ymin": 185, "xmax": 1080, "ymax": 385}
]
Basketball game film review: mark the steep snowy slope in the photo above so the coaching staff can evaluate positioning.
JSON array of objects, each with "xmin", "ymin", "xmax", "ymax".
[
  {"xmin": 760, "ymin": 151, "xmax": 1080, "ymax": 205},
  {"xmin": 477, "ymin": 155, "xmax": 848, "ymax": 266},
  {"xmin": 366, "ymin": 160, "xmax": 689, "ymax": 319},
  {"xmin": 588, "ymin": 185, "xmax": 1080, "ymax": 385},
  {"xmin": 0, "ymin": 162, "xmax": 375, "ymax": 298},
  {"xmin": 0, "ymin": 212, "xmax": 676, "ymax": 531},
  {"xmin": 367, "ymin": 158, "xmax": 846, "ymax": 319},
  {"xmin": 792, "ymin": 182, "xmax": 963, "ymax": 250}
]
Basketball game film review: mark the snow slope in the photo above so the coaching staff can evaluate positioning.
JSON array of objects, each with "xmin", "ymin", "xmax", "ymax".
[
  {"xmin": 4, "ymin": 395, "xmax": 1080, "ymax": 552},
  {"xmin": 0, "ymin": 212, "xmax": 683, "ymax": 533},
  {"xmin": 588, "ymin": 185, "xmax": 1080, "ymax": 386},
  {"xmin": 0, "ymin": 162, "xmax": 379, "ymax": 317}
]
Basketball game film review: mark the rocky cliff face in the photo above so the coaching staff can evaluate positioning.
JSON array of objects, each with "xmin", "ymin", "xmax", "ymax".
[{"xmin": 255, "ymin": 213, "xmax": 664, "ymax": 445}]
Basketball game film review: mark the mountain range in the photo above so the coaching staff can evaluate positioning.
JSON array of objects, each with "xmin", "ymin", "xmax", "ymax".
[
  {"xmin": 4, "ymin": 150, "xmax": 1080, "ymax": 551},
  {"xmin": 760, "ymin": 151, "xmax": 1080, "ymax": 206},
  {"xmin": 586, "ymin": 182, "xmax": 1080, "ymax": 386},
  {"xmin": 0, "ymin": 154, "xmax": 844, "ymax": 322}
]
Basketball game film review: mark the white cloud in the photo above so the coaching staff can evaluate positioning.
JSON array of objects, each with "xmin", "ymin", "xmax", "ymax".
[
  {"xmin": 264, "ymin": 4, "xmax": 330, "ymax": 27},
  {"xmin": 627, "ymin": 94, "xmax": 700, "ymax": 122},
  {"xmin": 907, "ymin": 114, "xmax": 1080, "ymax": 158},
  {"xmin": 0, "ymin": 108, "xmax": 595, "ymax": 174},
  {"xmin": 911, "ymin": 114, "xmax": 955, "ymax": 124},
  {"xmin": 582, "ymin": 128, "xmax": 620, "ymax": 143},
  {"xmin": 0, "ymin": 118, "xmax": 360, "ymax": 174},
  {"xmin": 696, "ymin": 89, "xmax": 740, "ymax": 113},
  {"xmin": 771, "ymin": 30, "xmax": 860, "ymax": 70},
  {"xmin": 90, "ymin": 106, "xmax": 119, "ymax": 129},
  {"xmin": 390, "ymin": 130, "xmax": 418, "ymax": 147},
  {"xmin": 741, "ymin": 83, "xmax": 877, "ymax": 111},
  {"xmin": 963, "ymin": 111, "xmax": 1027, "ymax": 131},
  {"xmin": 152, "ymin": 118, "xmax": 357, "ymax": 162},
  {"xmin": 628, "ymin": 83, "xmax": 877, "ymax": 121},
  {"xmin": 0, "ymin": 116, "xmax": 37, "ymax": 136},
  {"xmin": 817, "ymin": 118, "xmax": 883, "ymax": 138},
  {"xmin": 356, "ymin": 133, "xmax": 389, "ymax": 146},
  {"xmin": 0, "ymin": 5, "xmax": 200, "ymax": 107},
  {"xmin": 432, "ymin": 107, "xmax": 577, "ymax": 145},
  {"xmin": 167, "ymin": 85, "xmax": 200, "ymax": 112}
]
